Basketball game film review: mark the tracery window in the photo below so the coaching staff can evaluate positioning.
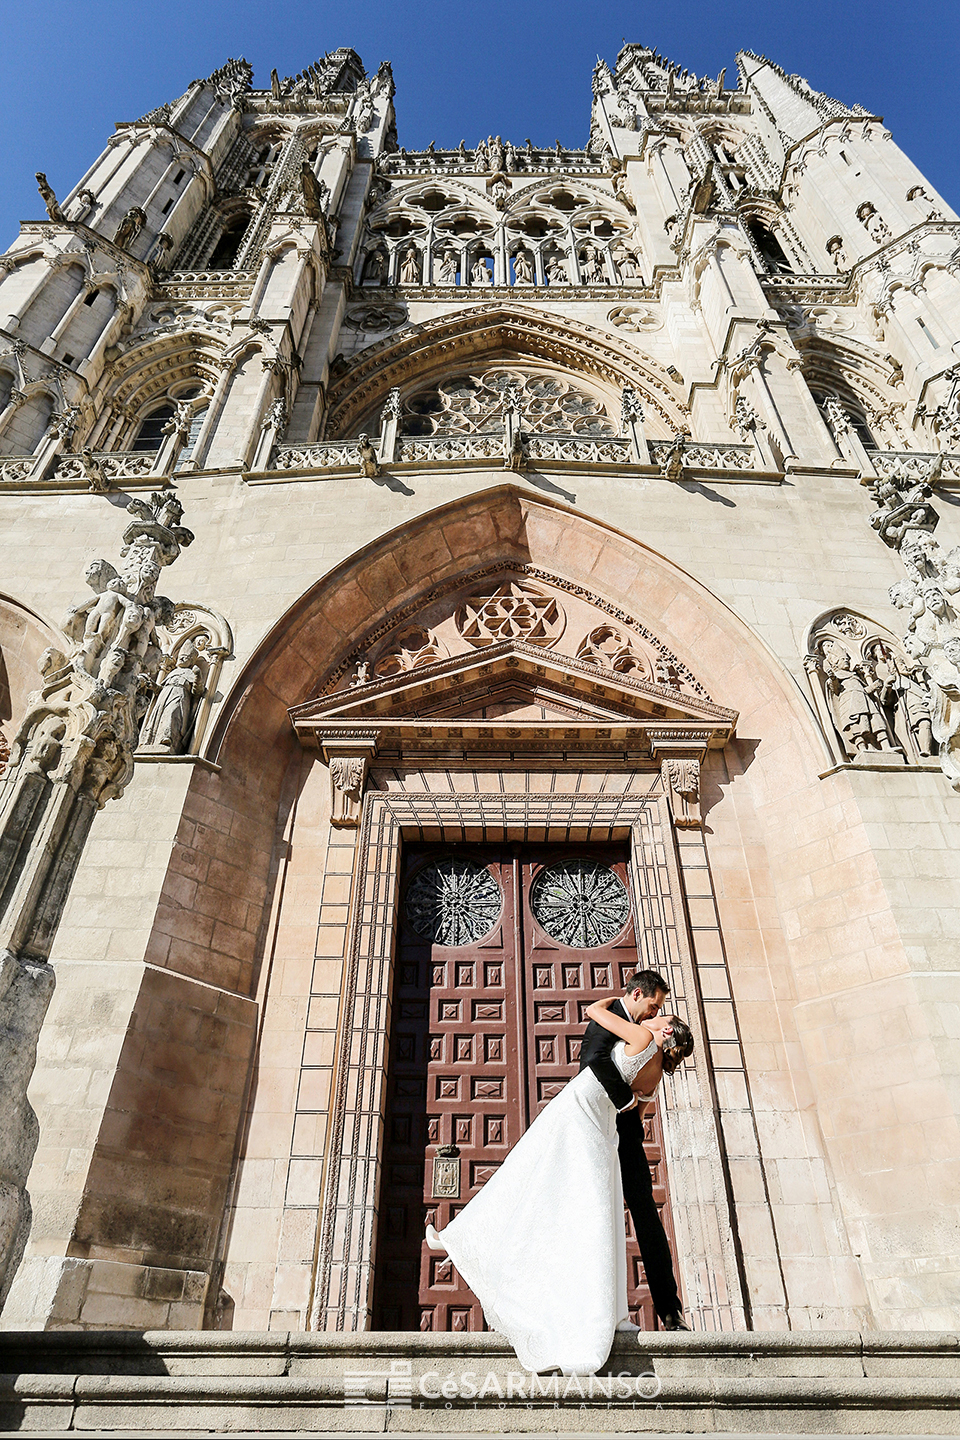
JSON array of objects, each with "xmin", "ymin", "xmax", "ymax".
[
  {"xmin": 746, "ymin": 219, "xmax": 793, "ymax": 275},
  {"xmin": 130, "ymin": 403, "xmax": 175, "ymax": 452},
  {"xmin": 394, "ymin": 369, "xmax": 618, "ymax": 438}
]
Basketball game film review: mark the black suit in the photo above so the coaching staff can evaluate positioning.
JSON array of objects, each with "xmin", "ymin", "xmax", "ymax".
[{"xmin": 578, "ymin": 998, "xmax": 680, "ymax": 1321}]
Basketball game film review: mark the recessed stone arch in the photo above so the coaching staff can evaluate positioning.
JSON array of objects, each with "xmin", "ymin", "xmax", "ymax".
[
  {"xmin": 323, "ymin": 302, "xmax": 690, "ymax": 437},
  {"xmin": 0, "ymin": 592, "xmax": 61, "ymax": 737}
]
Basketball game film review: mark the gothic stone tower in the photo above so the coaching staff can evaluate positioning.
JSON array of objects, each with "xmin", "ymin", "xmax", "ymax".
[{"xmin": 0, "ymin": 43, "xmax": 958, "ymax": 1338}]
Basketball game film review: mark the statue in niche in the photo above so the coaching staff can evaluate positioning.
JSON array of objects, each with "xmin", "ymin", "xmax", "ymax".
[
  {"xmin": 488, "ymin": 136, "xmax": 505, "ymax": 173},
  {"xmin": 438, "ymin": 250, "xmax": 458, "ymax": 284},
  {"xmin": 471, "ymin": 257, "xmax": 492, "ymax": 285},
  {"xmin": 615, "ymin": 246, "xmax": 641, "ymax": 280},
  {"xmin": 513, "ymin": 250, "xmax": 533, "ymax": 285},
  {"xmin": 864, "ymin": 638, "xmax": 934, "ymax": 758},
  {"xmin": 363, "ymin": 247, "xmax": 386, "ymax": 284},
  {"xmin": 545, "ymin": 253, "xmax": 569, "ymax": 285},
  {"xmin": 35, "ymin": 172, "xmax": 65, "ymax": 223},
  {"xmin": 138, "ymin": 641, "xmax": 204, "ymax": 754},
  {"xmin": 113, "ymin": 207, "xmax": 146, "ymax": 250},
  {"xmin": 580, "ymin": 243, "xmax": 606, "ymax": 284},
  {"xmin": 399, "ymin": 245, "xmax": 420, "ymax": 284},
  {"xmin": 815, "ymin": 636, "xmax": 897, "ymax": 755}
]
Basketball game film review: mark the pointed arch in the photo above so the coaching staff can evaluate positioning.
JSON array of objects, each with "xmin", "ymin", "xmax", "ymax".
[
  {"xmin": 323, "ymin": 301, "xmax": 689, "ymax": 436},
  {"xmin": 207, "ymin": 485, "xmax": 826, "ymax": 774}
]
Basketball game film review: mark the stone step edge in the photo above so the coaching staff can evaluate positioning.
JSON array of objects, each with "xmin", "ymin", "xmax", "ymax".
[
  {"xmin": 4, "ymin": 1375, "xmax": 960, "ymax": 1406},
  {"xmin": 2, "ymin": 1330, "xmax": 958, "ymax": 1357}
]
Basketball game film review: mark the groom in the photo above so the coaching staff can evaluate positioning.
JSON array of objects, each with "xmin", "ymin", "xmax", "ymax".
[{"xmin": 578, "ymin": 967, "xmax": 689, "ymax": 1331}]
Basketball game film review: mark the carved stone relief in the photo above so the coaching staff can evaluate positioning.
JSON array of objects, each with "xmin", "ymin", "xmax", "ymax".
[
  {"xmin": 373, "ymin": 624, "xmax": 446, "ymax": 677},
  {"xmin": 575, "ymin": 624, "xmax": 647, "ymax": 676},
  {"xmin": 325, "ymin": 564, "xmax": 711, "ymax": 704},
  {"xmin": 455, "ymin": 582, "xmax": 566, "ymax": 648},
  {"xmin": 662, "ymin": 757, "xmax": 701, "ymax": 827},
  {"xmin": 322, "ymin": 732, "xmax": 378, "ymax": 827},
  {"xmin": 804, "ymin": 609, "xmax": 934, "ymax": 764}
]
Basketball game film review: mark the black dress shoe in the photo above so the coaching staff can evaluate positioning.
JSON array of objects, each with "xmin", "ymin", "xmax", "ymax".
[{"xmin": 661, "ymin": 1312, "xmax": 691, "ymax": 1330}]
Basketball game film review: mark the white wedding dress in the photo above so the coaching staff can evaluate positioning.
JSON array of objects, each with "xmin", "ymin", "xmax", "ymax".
[{"xmin": 426, "ymin": 1037, "xmax": 657, "ymax": 1374}]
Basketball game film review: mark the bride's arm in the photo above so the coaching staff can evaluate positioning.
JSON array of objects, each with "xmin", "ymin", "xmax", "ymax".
[{"xmin": 584, "ymin": 997, "xmax": 652, "ymax": 1047}]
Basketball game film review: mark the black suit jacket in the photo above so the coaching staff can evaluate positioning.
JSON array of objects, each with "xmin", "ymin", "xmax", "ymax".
[{"xmin": 577, "ymin": 997, "xmax": 634, "ymax": 1111}]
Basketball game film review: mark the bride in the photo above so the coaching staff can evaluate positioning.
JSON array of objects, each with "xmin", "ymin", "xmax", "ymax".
[{"xmin": 426, "ymin": 1000, "xmax": 694, "ymax": 1374}]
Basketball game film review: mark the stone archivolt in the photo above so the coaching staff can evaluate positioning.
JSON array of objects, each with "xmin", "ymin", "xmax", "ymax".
[{"xmin": 323, "ymin": 302, "xmax": 689, "ymax": 438}]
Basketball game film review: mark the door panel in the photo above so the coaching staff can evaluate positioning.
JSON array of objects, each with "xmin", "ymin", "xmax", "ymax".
[{"xmin": 372, "ymin": 843, "xmax": 677, "ymax": 1332}]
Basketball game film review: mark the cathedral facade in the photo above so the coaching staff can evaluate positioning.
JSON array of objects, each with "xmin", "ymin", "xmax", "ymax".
[{"xmin": 0, "ymin": 43, "xmax": 958, "ymax": 1340}]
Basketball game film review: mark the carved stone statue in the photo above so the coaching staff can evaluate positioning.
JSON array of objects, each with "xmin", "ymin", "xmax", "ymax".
[
  {"xmin": 513, "ymin": 250, "xmax": 533, "ymax": 285},
  {"xmin": 612, "ymin": 170, "xmax": 637, "ymax": 213},
  {"xmin": 865, "ymin": 639, "xmax": 934, "ymax": 758},
  {"xmin": 138, "ymin": 641, "xmax": 203, "ymax": 753},
  {"xmin": 545, "ymin": 254, "xmax": 569, "ymax": 285},
  {"xmin": 580, "ymin": 243, "xmax": 606, "ymax": 284},
  {"xmin": 489, "ymin": 176, "xmax": 509, "ymax": 210},
  {"xmin": 357, "ymin": 434, "xmax": 381, "ymax": 478},
  {"xmin": 113, "ymin": 207, "xmax": 146, "ymax": 250},
  {"xmin": 363, "ymin": 247, "xmax": 386, "ymax": 284},
  {"xmin": 35, "ymin": 172, "xmax": 65, "ymax": 224},
  {"xmin": 471, "ymin": 258, "xmax": 493, "ymax": 286},
  {"xmin": 438, "ymin": 250, "xmax": 458, "ymax": 284},
  {"xmin": 826, "ymin": 235, "xmax": 848, "ymax": 271},
  {"xmin": 857, "ymin": 202, "xmax": 889, "ymax": 246},
  {"xmin": 300, "ymin": 162, "xmax": 329, "ymax": 219},
  {"xmin": 615, "ymin": 247, "xmax": 641, "ymax": 280},
  {"xmin": 815, "ymin": 637, "xmax": 895, "ymax": 755},
  {"xmin": 399, "ymin": 246, "xmax": 420, "ymax": 285}
]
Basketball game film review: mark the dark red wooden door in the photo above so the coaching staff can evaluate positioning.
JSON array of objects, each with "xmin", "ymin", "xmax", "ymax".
[{"xmin": 371, "ymin": 844, "xmax": 676, "ymax": 1332}]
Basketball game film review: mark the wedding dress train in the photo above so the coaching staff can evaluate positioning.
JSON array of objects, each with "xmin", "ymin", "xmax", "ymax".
[{"xmin": 426, "ymin": 1038, "xmax": 656, "ymax": 1373}]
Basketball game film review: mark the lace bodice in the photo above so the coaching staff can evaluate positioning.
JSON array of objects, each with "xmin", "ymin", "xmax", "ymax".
[{"xmin": 613, "ymin": 1037, "xmax": 658, "ymax": 1094}]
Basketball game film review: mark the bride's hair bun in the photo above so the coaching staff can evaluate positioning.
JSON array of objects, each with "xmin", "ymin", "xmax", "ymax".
[{"xmin": 660, "ymin": 1015, "xmax": 694, "ymax": 1075}]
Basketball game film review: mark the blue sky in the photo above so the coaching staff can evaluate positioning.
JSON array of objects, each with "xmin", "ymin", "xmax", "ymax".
[{"xmin": 1, "ymin": 0, "xmax": 958, "ymax": 249}]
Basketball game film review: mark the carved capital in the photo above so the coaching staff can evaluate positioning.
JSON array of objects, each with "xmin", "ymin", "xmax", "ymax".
[
  {"xmin": 320, "ymin": 730, "xmax": 379, "ymax": 827},
  {"xmin": 648, "ymin": 729, "xmax": 709, "ymax": 829}
]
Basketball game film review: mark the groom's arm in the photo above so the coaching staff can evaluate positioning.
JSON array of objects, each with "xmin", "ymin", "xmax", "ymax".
[{"xmin": 582, "ymin": 1023, "xmax": 636, "ymax": 1111}]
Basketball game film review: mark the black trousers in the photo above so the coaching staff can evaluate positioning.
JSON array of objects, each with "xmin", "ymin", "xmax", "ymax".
[{"xmin": 616, "ymin": 1106, "xmax": 680, "ymax": 1321}]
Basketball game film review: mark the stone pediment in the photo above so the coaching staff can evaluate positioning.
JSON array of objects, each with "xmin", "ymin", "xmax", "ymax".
[{"xmin": 290, "ymin": 642, "xmax": 736, "ymax": 759}]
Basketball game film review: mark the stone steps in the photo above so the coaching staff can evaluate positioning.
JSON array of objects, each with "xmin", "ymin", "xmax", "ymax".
[{"xmin": 1, "ymin": 1330, "xmax": 958, "ymax": 1433}]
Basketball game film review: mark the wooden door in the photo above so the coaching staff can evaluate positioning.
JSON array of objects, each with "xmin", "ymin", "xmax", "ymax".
[{"xmin": 371, "ymin": 843, "xmax": 676, "ymax": 1332}]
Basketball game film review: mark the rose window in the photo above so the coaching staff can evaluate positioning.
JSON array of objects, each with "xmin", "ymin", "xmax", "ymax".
[
  {"xmin": 530, "ymin": 860, "xmax": 631, "ymax": 948},
  {"xmin": 399, "ymin": 369, "xmax": 616, "ymax": 438},
  {"xmin": 405, "ymin": 859, "xmax": 503, "ymax": 947}
]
